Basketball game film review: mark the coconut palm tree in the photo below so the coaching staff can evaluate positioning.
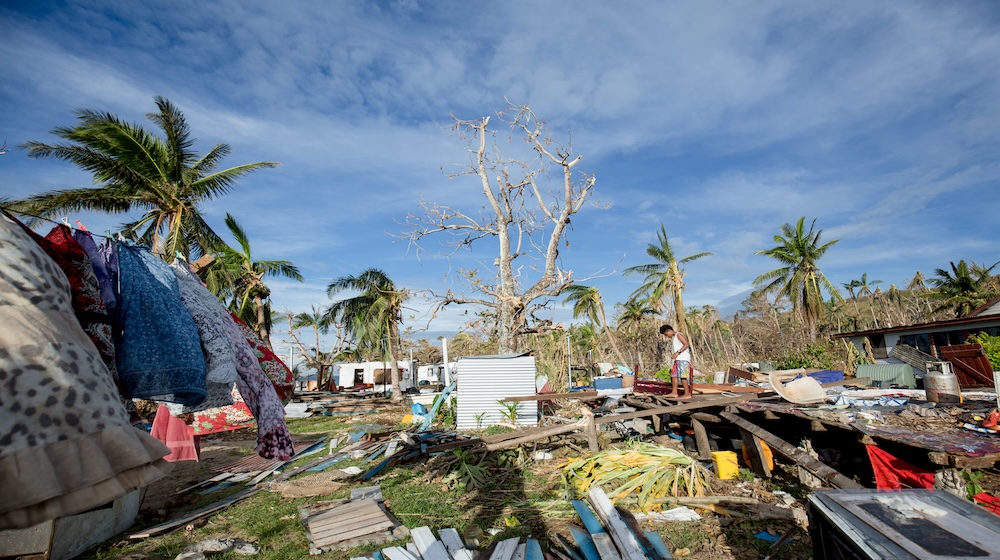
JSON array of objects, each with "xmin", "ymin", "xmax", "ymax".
[
  {"xmin": 201, "ymin": 213, "xmax": 302, "ymax": 348},
  {"xmin": 624, "ymin": 224, "xmax": 712, "ymax": 337},
  {"xmin": 616, "ymin": 298, "xmax": 657, "ymax": 373},
  {"xmin": 753, "ymin": 216, "xmax": 841, "ymax": 341},
  {"xmin": 15, "ymin": 96, "xmax": 278, "ymax": 260},
  {"xmin": 325, "ymin": 269, "xmax": 408, "ymax": 400},
  {"xmin": 562, "ymin": 284, "xmax": 628, "ymax": 366},
  {"xmin": 927, "ymin": 260, "xmax": 998, "ymax": 318}
]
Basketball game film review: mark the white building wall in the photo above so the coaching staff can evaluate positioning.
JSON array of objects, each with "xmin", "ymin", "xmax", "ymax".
[{"xmin": 456, "ymin": 355, "xmax": 538, "ymax": 430}]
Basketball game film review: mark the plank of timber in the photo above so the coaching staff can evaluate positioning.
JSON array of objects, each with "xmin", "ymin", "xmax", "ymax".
[
  {"xmin": 727, "ymin": 366, "xmax": 755, "ymax": 381},
  {"xmin": 821, "ymin": 377, "xmax": 871, "ymax": 388},
  {"xmin": 489, "ymin": 537, "xmax": 521, "ymax": 560},
  {"xmin": 614, "ymin": 506, "xmax": 661, "ymax": 560},
  {"xmin": 928, "ymin": 451, "xmax": 1000, "ymax": 469},
  {"xmin": 512, "ymin": 542, "xmax": 526, "ymax": 560},
  {"xmin": 719, "ymin": 411, "xmax": 863, "ymax": 489},
  {"xmin": 571, "ymin": 500, "xmax": 606, "ymax": 534},
  {"xmin": 691, "ymin": 384, "xmax": 764, "ymax": 393},
  {"xmin": 525, "ymin": 539, "xmax": 545, "ymax": 560},
  {"xmin": 411, "ymin": 526, "xmax": 451, "ymax": 560},
  {"xmin": 552, "ymin": 532, "xmax": 585, "ymax": 560},
  {"xmin": 129, "ymin": 487, "xmax": 260, "ymax": 539},
  {"xmin": 590, "ymin": 534, "xmax": 622, "ymax": 560},
  {"xmin": 587, "ymin": 487, "xmax": 646, "ymax": 560},
  {"xmin": 313, "ymin": 519, "xmax": 395, "ymax": 545},
  {"xmin": 309, "ymin": 510, "xmax": 391, "ymax": 537},
  {"xmin": 439, "ymin": 528, "xmax": 475, "ymax": 560},
  {"xmin": 503, "ymin": 391, "xmax": 600, "ymax": 402},
  {"xmin": 484, "ymin": 421, "xmax": 587, "ymax": 452},
  {"xmin": 738, "ymin": 428, "xmax": 772, "ymax": 478},
  {"xmin": 383, "ymin": 546, "xmax": 420, "ymax": 560},
  {"xmin": 424, "ymin": 438, "xmax": 483, "ymax": 453},
  {"xmin": 568, "ymin": 524, "xmax": 603, "ymax": 560},
  {"xmin": 595, "ymin": 395, "xmax": 756, "ymax": 425},
  {"xmin": 643, "ymin": 531, "xmax": 673, "ymax": 560}
]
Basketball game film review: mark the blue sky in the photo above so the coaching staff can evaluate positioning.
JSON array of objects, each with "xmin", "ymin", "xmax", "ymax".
[{"xmin": 2, "ymin": 1, "xmax": 999, "ymax": 344}]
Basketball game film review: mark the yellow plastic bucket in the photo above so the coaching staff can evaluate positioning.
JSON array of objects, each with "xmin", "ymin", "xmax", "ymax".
[{"xmin": 711, "ymin": 450, "xmax": 739, "ymax": 480}]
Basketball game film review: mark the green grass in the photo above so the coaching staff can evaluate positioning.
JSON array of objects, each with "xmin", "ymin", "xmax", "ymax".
[{"xmin": 79, "ymin": 415, "xmax": 812, "ymax": 559}]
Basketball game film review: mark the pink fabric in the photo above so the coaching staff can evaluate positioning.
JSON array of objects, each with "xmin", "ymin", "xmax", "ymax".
[
  {"xmin": 150, "ymin": 405, "xmax": 200, "ymax": 462},
  {"xmin": 225, "ymin": 315, "xmax": 293, "ymax": 460}
]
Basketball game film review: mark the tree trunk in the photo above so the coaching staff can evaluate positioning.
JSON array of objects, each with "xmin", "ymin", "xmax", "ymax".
[{"xmin": 254, "ymin": 293, "xmax": 273, "ymax": 349}]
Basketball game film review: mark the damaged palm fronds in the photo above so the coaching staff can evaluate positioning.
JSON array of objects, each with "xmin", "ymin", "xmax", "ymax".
[{"xmin": 562, "ymin": 443, "xmax": 711, "ymax": 511}]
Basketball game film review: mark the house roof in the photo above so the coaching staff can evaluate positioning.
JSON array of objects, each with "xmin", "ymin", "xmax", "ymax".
[
  {"xmin": 969, "ymin": 295, "xmax": 1000, "ymax": 318},
  {"xmin": 832, "ymin": 311, "xmax": 1000, "ymax": 339}
]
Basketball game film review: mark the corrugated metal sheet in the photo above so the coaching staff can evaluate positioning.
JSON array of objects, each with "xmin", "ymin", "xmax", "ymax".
[
  {"xmin": 856, "ymin": 363, "xmax": 917, "ymax": 388},
  {"xmin": 456, "ymin": 355, "xmax": 538, "ymax": 430}
]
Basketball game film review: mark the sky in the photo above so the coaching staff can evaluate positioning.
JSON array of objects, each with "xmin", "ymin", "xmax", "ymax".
[{"xmin": 2, "ymin": 0, "xmax": 999, "ymax": 349}]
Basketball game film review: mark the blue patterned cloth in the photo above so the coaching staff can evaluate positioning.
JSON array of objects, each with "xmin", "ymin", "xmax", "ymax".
[{"xmin": 114, "ymin": 241, "xmax": 206, "ymax": 406}]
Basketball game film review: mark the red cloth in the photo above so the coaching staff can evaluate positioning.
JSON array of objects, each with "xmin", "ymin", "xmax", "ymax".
[
  {"xmin": 974, "ymin": 493, "xmax": 1000, "ymax": 515},
  {"xmin": 866, "ymin": 445, "xmax": 935, "ymax": 490},
  {"xmin": 150, "ymin": 405, "xmax": 200, "ymax": 462}
]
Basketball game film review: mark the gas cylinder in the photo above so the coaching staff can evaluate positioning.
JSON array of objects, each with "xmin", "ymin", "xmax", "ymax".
[{"xmin": 925, "ymin": 361, "xmax": 962, "ymax": 403}]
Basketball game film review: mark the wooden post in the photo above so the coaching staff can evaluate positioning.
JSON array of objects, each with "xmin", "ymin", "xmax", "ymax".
[
  {"xmin": 582, "ymin": 410, "xmax": 600, "ymax": 452},
  {"xmin": 691, "ymin": 417, "xmax": 712, "ymax": 461},
  {"xmin": 738, "ymin": 428, "xmax": 772, "ymax": 478}
]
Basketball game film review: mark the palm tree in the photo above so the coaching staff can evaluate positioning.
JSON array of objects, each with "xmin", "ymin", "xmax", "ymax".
[
  {"xmin": 623, "ymin": 224, "xmax": 712, "ymax": 337},
  {"xmin": 927, "ymin": 260, "xmax": 998, "ymax": 318},
  {"xmin": 202, "ymin": 213, "xmax": 302, "ymax": 348},
  {"xmin": 562, "ymin": 284, "xmax": 628, "ymax": 366},
  {"xmin": 15, "ymin": 96, "xmax": 278, "ymax": 260},
  {"xmin": 290, "ymin": 306, "xmax": 334, "ymax": 389},
  {"xmin": 616, "ymin": 298, "xmax": 656, "ymax": 373},
  {"xmin": 753, "ymin": 216, "xmax": 841, "ymax": 341},
  {"xmin": 325, "ymin": 269, "xmax": 408, "ymax": 400}
]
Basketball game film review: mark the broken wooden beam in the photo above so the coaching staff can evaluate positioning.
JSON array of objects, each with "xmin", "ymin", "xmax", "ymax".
[
  {"xmin": 484, "ymin": 420, "xmax": 587, "ymax": 451},
  {"xmin": 595, "ymin": 395, "xmax": 756, "ymax": 425},
  {"xmin": 503, "ymin": 391, "xmax": 599, "ymax": 402},
  {"xmin": 719, "ymin": 411, "xmax": 862, "ymax": 489}
]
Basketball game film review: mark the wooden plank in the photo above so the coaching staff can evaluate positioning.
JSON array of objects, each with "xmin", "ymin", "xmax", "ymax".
[
  {"xmin": 568, "ymin": 524, "xmax": 603, "ymax": 560},
  {"xmin": 512, "ymin": 543, "xmax": 526, "ymax": 560},
  {"xmin": 587, "ymin": 487, "xmax": 646, "ymax": 560},
  {"xmin": 595, "ymin": 395, "xmax": 756, "ymax": 425},
  {"xmin": 614, "ymin": 506, "xmax": 662, "ymax": 560},
  {"xmin": 525, "ymin": 539, "xmax": 544, "ymax": 560},
  {"xmin": 571, "ymin": 500, "xmax": 605, "ymax": 534},
  {"xmin": 439, "ymin": 527, "xmax": 465, "ymax": 553},
  {"xmin": 503, "ymin": 391, "xmax": 600, "ymax": 402},
  {"xmin": 643, "ymin": 531, "xmax": 673, "ymax": 560},
  {"xmin": 590, "ymin": 534, "xmax": 621, "ymax": 560},
  {"xmin": 130, "ymin": 488, "xmax": 260, "ymax": 539},
  {"xmin": 383, "ymin": 546, "xmax": 420, "ymax": 560},
  {"xmin": 727, "ymin": 366, "xmax": 755, "ymax": 381},
  {"xmin": 439, "ymin": 527, "xmax": 475, "ymax": 560},
  {"xmin": 739, "ymin": 428, "xmax": 772, "ymax": 478},
  {"xmin": 312, "ymin": 519, "xmax": 394, "ymax": 544},
  {"xmin": 552, "ymin": 532, "xmax": 585, "ymax": 560},
  {"xmin": 719, "ymin": 411, "xmax": 862, "ymax": 489},
  {"xmin": 412, "ymin": 526, "xmax": 451, "ymax": 560},
  {"xmin": 310, "ymin": 514, "xmax": 392, "ymax": 539},
  {"xmin": 489, "ymin": 537, "xmax": 521, "ymax": 560},
  {"xmin": 484, "ymin": 421, "xmax": 587, "ymax": 451},
  {"xmin": 820, "ymin": 377, "xmax": 871, "ymax": 388}
]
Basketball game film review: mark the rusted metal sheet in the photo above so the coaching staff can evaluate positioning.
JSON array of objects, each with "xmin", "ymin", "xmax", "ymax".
[{"xmin": 939, "ymin": 344, "xmax": 993, "ymax": 387}]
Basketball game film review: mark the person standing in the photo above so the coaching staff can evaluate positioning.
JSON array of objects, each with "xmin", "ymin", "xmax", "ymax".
[{"xmin": 659, "ymin": 324, "xmax": 693, "ymax": 399}]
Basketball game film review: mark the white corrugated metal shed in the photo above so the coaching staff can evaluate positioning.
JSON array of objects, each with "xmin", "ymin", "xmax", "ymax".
[{"xmin": 456, "ymin": 354, "xmax": 538, "ymax": 430}]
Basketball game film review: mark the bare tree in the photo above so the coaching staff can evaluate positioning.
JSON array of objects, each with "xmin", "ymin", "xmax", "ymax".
[{"xmin": 405, "ymin": 102, "xmax": 598, "ymax": 353}]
